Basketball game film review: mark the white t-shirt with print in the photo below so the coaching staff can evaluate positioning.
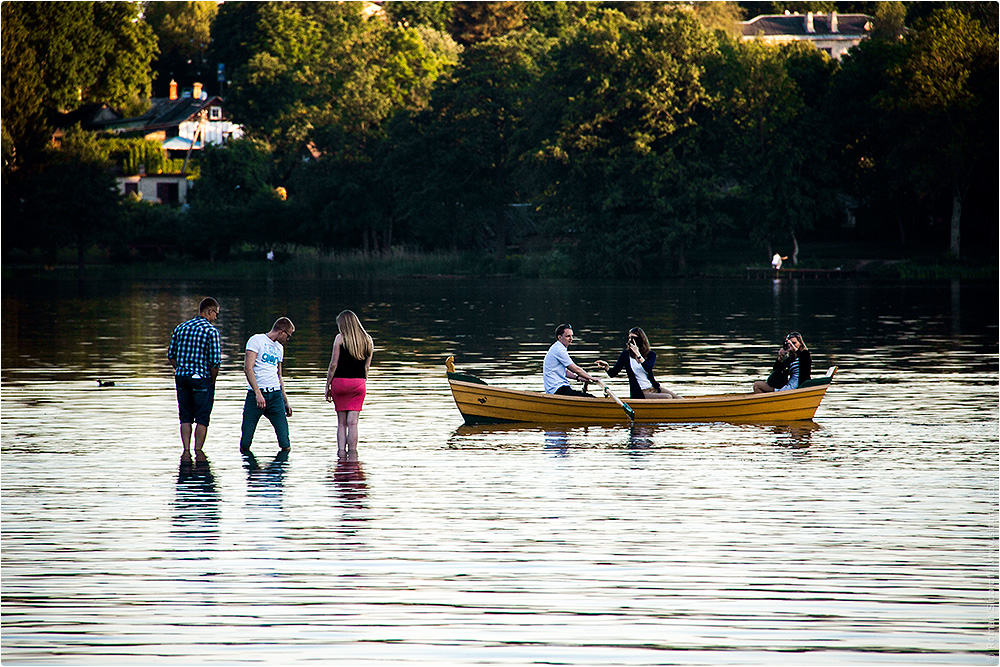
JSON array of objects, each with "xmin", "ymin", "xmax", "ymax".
[{"xmin": 246, "ymin": 333, "xmax": 284, "ymax": 390}]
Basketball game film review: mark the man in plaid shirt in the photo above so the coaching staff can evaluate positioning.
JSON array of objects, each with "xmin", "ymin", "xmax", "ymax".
[{"xmin": 168, "ymin": 297, "xmax": 222, "ymax": 452}]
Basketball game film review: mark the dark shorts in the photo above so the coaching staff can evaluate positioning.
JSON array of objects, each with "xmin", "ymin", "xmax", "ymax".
[
  {"xmin": 176, "ymin": 376, "xmax": 215, "ymax": 426},
  {"xmin": 554, "ymin": 385, "xmax": 592, "ymax": 398}
]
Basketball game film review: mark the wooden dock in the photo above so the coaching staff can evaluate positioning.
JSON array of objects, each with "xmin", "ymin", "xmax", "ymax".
[{"xmin": 746, "ymin": 266, "xmax": 855, "ymax": 279}]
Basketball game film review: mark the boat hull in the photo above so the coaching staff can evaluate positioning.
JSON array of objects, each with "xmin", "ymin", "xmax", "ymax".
[{"xmin": 448, "ymin": 377, "xmax": 833, "ymax": 425}]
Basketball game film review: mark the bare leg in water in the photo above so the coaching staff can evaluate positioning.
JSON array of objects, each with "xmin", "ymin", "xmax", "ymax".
[{"xmin": 336, "ymin": 410, "xmax": 360, "ymax": 458}]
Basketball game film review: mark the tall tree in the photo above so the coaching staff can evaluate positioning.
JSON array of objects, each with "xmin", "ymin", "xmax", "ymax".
[
  {"xmin": 391, "ymin": 30, "xmax": 552, "ymax": 255},
  {"xmin": 882, "ymin": 7, "xmax": 997, "ymax": 258},
  {"xmin": 383, "ymin": 1, "xmax": 454, "ymax": 32},
  {"xmin": 532, "ymin": 8, "xmax": 720, "ymax": 276},
  {"xmin": 833, "ymin": 6, "xmax": 997, "ymax": 256},
  {"xmin": 2, "ymin": 2, "xmax": 157, "ymax": 172},
  {"xmin": 212, "ymin": 2, "xmax": 456, "ymax": 160},
  {"xmin": 13, "ymin": 128, "xmax": 121, "ymax": 268},
  {"xmin": 706, "ymin": 38, "xmax": 837, "ymax": 259},
  {"xmin": 143, "ymin": 1, "xmax": 219, "ymax": 97},
  {"xmin": 451, "ymin": 1, "xmax": 527, "ymax": 45}
]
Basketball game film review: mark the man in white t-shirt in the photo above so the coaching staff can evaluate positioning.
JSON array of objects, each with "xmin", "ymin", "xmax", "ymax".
[
  {"xmin": 239, "ymin": 317, "xmax": 295, "ymax": 454},
  {"xmin": 543, "ymin": 324, "xmax": 599, "ymax": 397}
]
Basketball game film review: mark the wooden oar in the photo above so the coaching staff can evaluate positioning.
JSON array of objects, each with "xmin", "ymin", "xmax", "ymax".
[{"xmin": 597, "ymin": 379, "xmax": 635, "ymax": 422}]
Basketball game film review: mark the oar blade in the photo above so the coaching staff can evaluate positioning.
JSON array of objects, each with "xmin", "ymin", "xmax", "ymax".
[{"xmin": 622, "ymin": 401, "xmax": 635, "ymax": 421}]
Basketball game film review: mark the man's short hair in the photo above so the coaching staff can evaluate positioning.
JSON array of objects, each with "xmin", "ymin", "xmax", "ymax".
[
  {"xmin": 199, "ymin": 297, "xmax": 219, "ymax": 314},
  {"xmin": 555, "ymin": 323, "xmax": 572, "ymax": 338},
  {"xmin": 272, "ymin": 316, "xmax": 295, "ymax": 333}
]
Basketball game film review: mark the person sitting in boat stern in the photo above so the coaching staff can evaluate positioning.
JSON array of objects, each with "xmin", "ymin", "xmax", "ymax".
[
  {"xmin": 753, "ymin": 332, "xmax": 812, "ymax": 393},
  {"xmin": 595, "ymin": 327, "xmax": 680, "ymax": 399},
  {"xmin": 543, "ymin": 324, "xmax": 600, "ymax": 397}
]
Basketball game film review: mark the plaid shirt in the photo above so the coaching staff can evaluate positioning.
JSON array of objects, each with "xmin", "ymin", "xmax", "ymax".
[{"xmin": 167, "ymin": 316, "xmax": 221, "ymax": 378}]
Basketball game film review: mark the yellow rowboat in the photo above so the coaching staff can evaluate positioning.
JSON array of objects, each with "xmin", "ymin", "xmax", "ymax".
[{"xmin": 446, "ymin": 357, "xmax": 837, "ymax": 425}]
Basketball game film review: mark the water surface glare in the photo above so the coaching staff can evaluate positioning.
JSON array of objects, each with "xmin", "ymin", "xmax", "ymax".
[{"xmin": 2, "ymin": 276, "xmax": 997, "ymax": 665}]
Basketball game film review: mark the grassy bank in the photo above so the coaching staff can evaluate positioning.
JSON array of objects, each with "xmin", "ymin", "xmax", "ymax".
[
  {"xmin": 2, "ymin": 247, "xmax": 576, "ymax": 281},
  {"xmin": 3, "ymin": 244, "xmax": 995, "ymax": 281}
]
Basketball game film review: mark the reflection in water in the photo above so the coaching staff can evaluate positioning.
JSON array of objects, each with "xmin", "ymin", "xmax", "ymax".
[
  {"xmin": 2, "ymin": 276, "xmax": 996, "ymax": 666},
  {"xmin": 172, "ymin": 450, "xmax": 219, "ymax": 540},
  {"xmin": 769, "ymin": 421, "xmax": 821, "ymax": 448},
  {"xmin": 627, "ymin": 423, "xmax": 656, "ymax": 452},
  {"xmin": 544, "ymin": 428, "xmax": 569, "ymax": 456},
  {"xmin": 332, "ymin": 455, "xmax": 368, "ymax": 511},
  {"xmin": 243, "ymin": 451, "xmax": 288, "ymax": 515}
]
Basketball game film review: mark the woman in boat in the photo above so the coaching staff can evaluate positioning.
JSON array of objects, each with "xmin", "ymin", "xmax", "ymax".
[
  {"xmin": 753, "ymin": 331, "xmax": 811, "ymax": 393},
  {"xmin": 596, "ymin": 327, "xmax": 681, "ymax": 399},
  {"xmin": 325, "ymin": 310, "xmax": 374, "ymax": 458}
]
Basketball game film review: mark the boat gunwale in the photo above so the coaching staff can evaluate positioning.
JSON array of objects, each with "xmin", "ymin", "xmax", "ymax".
[{"xmin": 447, "ymin": 377, "xmax": 831, "ymax": 406}]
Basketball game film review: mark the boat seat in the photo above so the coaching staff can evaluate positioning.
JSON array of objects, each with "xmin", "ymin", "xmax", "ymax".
[
  {"xmin": 798, "ymin": 366, "xmax": 838, "ymax": 389},
  {"xmin": 448, "ymin": 372, "xmax": 489, "ymax": 386}
]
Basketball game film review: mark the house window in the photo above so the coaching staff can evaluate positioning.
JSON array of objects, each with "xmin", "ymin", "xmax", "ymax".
[
  {"xmin": 209, "ymin": 106, "xmax": 222, "ymax": 120},
  {"xmin": 157, "ymin": 182, "xmax": 180, "ymax": 206},
  {"xmin": 124, "ymin": 182, "xmax": 139, "ymax": 196}
]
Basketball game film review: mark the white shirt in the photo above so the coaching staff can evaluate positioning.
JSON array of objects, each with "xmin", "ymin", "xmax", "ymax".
[
  {"xmin": 246, "ymin": 333, "xmax": 284, "ymax": 390},
  {"xmin": 629, "ymin": 356, "xmax": 653, "ymax": 390},
  {"xmin": 771, "ymin": 253, "xmax": 783, "ymax": 270},
  {"xmin": 543, "ymin": 340, "xmax": 574, "ymax": 394}
]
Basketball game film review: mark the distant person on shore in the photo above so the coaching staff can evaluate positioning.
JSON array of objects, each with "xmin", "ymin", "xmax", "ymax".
[
  {"xmin": 596, "ymin": 327, "xmax": 680, "ymax": 399},
  {"xmin": 240, "ymin": 317, "xmax": 295, "ymax": 454},
  {"xmin": 167, "ymin": 297, "xmax": 222, "ymax": 452},
  {"xmin": 753, "ymin": 332, "xmax": 812, "ymax": 393},
  {"xmin": 772, "ymin": 253, "xmax": 788, "ymax": 270},
  {"xmin": 326, "ymin": 310, "xmax": 374, "ymax": 459},
  {"xmin": 543, "ymin": 324, "xmax": 600, "ymax": 397}
]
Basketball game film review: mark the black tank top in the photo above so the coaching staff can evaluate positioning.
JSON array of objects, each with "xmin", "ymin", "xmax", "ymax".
[{"xmin": 333, "ymin": 345, "xmax": 367, "ymax": 378}]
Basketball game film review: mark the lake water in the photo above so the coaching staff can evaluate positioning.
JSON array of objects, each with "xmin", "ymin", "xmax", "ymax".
[{"xmin": 2, "ymin": 274, "xmax": 997, "ymax": 665}]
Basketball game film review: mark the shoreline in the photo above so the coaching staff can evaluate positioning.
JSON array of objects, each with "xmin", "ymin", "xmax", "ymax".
[{"xmin": 2, "ymin": 247, "xmax": 996, "ymax": 282}]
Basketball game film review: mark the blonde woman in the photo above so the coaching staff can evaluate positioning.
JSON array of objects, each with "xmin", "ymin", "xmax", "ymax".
[{"xmin": 325, "ymin": 310, "xmax": 374, "ymax": 456}]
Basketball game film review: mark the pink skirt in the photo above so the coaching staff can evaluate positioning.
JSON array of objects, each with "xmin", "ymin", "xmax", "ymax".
[{"xmin": 329, "ymin": 377, "xmax": 366, "ymax": 412}]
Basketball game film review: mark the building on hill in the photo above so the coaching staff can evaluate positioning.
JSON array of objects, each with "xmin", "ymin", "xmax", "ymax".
[
  {"xmin": 103, "ymin": 80, "xmax": 242, "ymax": 150},
  {"xmin": 740, "ymin": 11, "xmax": 874, "ymax": 60},
  {"xmin": 100, "ymin": 80, "xmax": 243, "ymax": 206}
]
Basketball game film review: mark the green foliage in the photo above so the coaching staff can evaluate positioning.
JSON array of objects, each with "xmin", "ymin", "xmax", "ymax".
[
  {"xmin": 9, "ymin": 135, "xmax": 122, "ymax": 266},
  {"xmin": 144, "ymin": 1, "xmax": 219, "ymax": 96},
  {"xmin": 383, "ymin": 1, "xmax": 454, "ymax": 32},
  {"xmin": 521, "ymin": 2, "xmax": 603, "ymax": 37},
  {"xmin": 5, "ymin": 0, "xmax": 997, "ymax": 272},
  {"xmin": 211, "ymin": 1, "xmax": 458, "ymax": 161},
  {"xmin": 705, "ymin": 38, "xmax": 838, "ymax": 252},
  {"xmin": 532, "ymin": 7, "xmax": 722, "ymax": 276},
  {"xmin": 451, "ymin": 2, "xmax": 527, "ymax": 45},
  {"xmin": 832, "ymin": 6, "xmax": 998, "ymax": 256},
  {"xmin": 1, "ymin": 2, "xmax": 156, "ymax": 171},
  {"xmin": 691, "ymin": 2, "xmax": 747, "ymax": 37},
  {"xmin": 389, "ymin": 29, "xmax": 552, "ymax": 254}
]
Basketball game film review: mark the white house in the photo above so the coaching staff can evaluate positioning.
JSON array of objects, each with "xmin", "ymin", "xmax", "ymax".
[{"xmin": 740, "ymin": 12, "xmax": 874, "ymax": 60}]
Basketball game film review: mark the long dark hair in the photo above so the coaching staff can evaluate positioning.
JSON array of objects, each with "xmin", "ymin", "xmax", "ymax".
[
  {"xmin": 628, "ymin": 327, "xmax": 651, "ymax": 358},
  {"xmin": 786, "ymin": 331, "xmax": 807, "ymax": 350}
]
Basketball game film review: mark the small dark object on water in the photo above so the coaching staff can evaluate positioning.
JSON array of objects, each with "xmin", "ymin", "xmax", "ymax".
[{"xmin": 98, "ymin": 380, "xmax": 116, "ymax": 387}]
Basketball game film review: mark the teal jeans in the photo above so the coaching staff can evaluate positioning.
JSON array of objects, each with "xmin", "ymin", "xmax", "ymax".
[{"xmin": 239, "ymin": 390, "xmax": 290, "ymax": 452}]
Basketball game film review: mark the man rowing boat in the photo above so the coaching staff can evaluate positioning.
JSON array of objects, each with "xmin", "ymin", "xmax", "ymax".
[{"xmin": 543, "ymin": 324, "xmax": 600, "ymax": 397}]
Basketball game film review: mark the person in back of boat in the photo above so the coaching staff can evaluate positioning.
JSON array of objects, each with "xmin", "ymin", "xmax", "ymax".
[
  {"xmin": 596, "ymin": 327, "xmax": 680, "ymax": 399},
  {"xmin": 326, "ymin": 310, "xmax": 374, "ymax": 458},
  {"xmin": 543, "ymin": 324, "xmax": 600, "ymax": 397},
  {"xmin": 753, "ymin": 332, "xmax": 811, "ymax": 393}
]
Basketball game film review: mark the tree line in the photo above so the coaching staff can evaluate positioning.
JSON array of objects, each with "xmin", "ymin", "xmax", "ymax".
[{"xmin": 2, "ymin": 1, "xmax": 996, "ymax": 275}]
